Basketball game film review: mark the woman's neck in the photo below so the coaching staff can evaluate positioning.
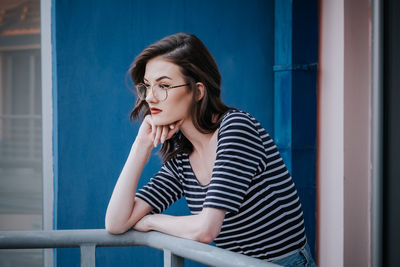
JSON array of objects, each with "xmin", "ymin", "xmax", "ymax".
[{"xmin": 180, "ymin": 118, "xmax": 215, "ymax": 155}]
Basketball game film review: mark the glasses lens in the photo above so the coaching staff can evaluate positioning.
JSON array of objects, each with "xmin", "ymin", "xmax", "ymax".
[
  {"xmin": 153, "ymin": 84, "xmax": 167, "ymax": 101},
  {"xmin": 136, "ymin": 84, "xmax": 147, "ymax": 100}
]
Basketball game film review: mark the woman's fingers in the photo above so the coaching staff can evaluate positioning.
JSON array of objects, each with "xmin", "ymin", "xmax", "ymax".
[
  {"xmin": 136, "ymin": 115, "xmax": 158, "ymax": 149},
  {"xmin": 154, "ymin": 125, "xmax": 162, "ymax": 147},
  {"xmin": 160, "ymin": 125, "xmax": 168, "ymax": 144},
  {"xmin": 145, "ymin": 118, "xmax": 184, "ymax": 147},
  {"xmin": 165, "ymin": 120, "xmax": 184, "ymax": 140},
  {"xmin": 149, "ymin": 117, "xmax": 156, "ymax": 140}
]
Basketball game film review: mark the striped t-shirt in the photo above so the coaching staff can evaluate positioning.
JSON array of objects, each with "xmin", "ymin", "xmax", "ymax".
[{"xmin": 137, "ymin": 109, "xmax": 307, "ymax": 260}]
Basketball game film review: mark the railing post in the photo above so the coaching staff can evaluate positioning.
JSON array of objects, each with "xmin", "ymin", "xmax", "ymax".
[
  {"xmin": 80, "ymin": 243, "xmax": 96, "ymax": 267},
  {"xmin": 164, "ymin": 249, "xmax": 184, "ymax": 267}
]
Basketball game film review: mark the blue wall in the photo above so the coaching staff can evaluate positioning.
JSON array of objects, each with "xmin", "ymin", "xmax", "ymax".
[
  {"xmin": 53, "ymin": 0, "xmax": 316, "ymax": 266},
  {"xmin": 54, "ymin": 1, "xmax": 275, "ymax": 266}
]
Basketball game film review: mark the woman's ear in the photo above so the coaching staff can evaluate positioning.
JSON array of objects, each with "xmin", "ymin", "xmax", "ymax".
[{"xmin": 195, "ymin": 82, "xmax": 205, "ymax": 101}]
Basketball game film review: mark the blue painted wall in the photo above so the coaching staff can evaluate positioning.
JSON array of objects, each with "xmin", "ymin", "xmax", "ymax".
[
  {"xmin": 54, "ymin": 1, "xmax": 275, "ymax": 266},
  {"xmin": 53, "ymin": 0, "xmax": 317, "ymax": 265}
]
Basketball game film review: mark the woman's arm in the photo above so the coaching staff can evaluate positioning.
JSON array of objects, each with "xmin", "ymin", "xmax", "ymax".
[
  {"xmin": 105, "ymin": 116, "xmax": 183, "ymax": 234},
  {"xmin": 133, "ymin": 207, "xmax": 226, "ymax": 243},
  {"xmin": 133, "ymin": 112, "xmax": 264, "ymax": 242},
  {"xmin": 105, "ymin": 137, "xmax": 153, "ymax": 234}
]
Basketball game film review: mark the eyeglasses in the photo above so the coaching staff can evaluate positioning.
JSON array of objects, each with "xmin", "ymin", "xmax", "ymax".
[{"xmin": 136, "ymin": 82, "xmax": 190, "ymax": 101}]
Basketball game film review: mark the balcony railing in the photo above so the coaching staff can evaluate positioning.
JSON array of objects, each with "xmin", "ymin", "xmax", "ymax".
[{"xmin": 0, "ymin": 229, "xmax": 279, "ymax": 267}]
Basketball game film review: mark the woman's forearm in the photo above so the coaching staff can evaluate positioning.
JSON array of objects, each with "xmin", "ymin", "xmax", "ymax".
[
  {"xmin": 149, "ymin": 214, "xmax": 205, "ymax": 241},
  {"xmin": 105, "ymin": 117, "xmax": 183, "ymax": 234},
  {"xmin": 136, "ymin": 208, "xmax": 226, "ymax": 243},
  {"xmin": 105, "ymin": 138, "xmax": 153, "ymax": 233}
]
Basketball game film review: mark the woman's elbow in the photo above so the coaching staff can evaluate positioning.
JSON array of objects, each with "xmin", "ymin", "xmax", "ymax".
[
  {"xmin": 197, "ymin": 234, "xmax": 214, "ymax": 244},
  {"xmin": 105, "ymin": 219, "xmax": 129, "ymax": 234},
  {"xmin": 106, "ymin": 226, "xmax": 124, "ymax": 235},
  {"xmin": 196, "ymin": 229, "xmax": 219, "ymax": 244}
]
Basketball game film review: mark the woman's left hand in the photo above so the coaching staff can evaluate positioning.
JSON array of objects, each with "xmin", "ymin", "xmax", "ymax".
[
  {"xmin": 133, "ymin": 215, "xmax": 152, "ymax": 232},
  {"xmin": 152, "ymin": 119, "xmax": 184, "ymax": 148}
]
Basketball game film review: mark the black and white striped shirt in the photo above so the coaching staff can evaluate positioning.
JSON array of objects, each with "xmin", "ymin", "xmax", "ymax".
[{"xmin": 137, "ymin": 109, "xmax": 306, "ymax": 260}]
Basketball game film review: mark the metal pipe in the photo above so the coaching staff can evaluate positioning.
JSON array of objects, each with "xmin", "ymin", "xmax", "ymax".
[
  {"xmin": 80, "ymin": 244, "xmax": 96, "ymax": 267},
  {"xmin": 371, "ymin": 0, "xmax": 384, "ymax": 266},
  {"xmin": 0, "ymin": 229, "xmax": 278, "ymax": 267},
  {"xmin": 164, "ymin": 249, "xmax": 184, "ymax": 267}
]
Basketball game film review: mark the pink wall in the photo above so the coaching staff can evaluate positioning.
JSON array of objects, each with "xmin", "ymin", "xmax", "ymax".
[
  {"xmin": 343, "ymin": 0, "xmax": 371, "ymax": 266},
  {"xmin": 318, "ymin": 0, "xmax": 371, "ymax": 266}
]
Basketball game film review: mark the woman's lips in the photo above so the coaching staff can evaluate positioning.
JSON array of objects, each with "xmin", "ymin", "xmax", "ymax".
[{"xmin": 150, "ymin": 108, "xmax": 162, "ymax": 114}]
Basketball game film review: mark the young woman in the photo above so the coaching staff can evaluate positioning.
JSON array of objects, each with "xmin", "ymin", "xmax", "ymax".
[{"xmin": 105, "ymin": 33, "xmax": 316, "ymax": 266}]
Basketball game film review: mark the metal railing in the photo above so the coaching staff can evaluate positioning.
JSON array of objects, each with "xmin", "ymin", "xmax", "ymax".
[{"xmin": 0, "ymin": 229, "xmax": 279, "ymax": 267}]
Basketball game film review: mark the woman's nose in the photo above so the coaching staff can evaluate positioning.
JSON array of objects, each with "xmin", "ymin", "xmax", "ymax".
[{"xmin": 145, "ymin": 86, "xmax": 157, "ymax": 103}]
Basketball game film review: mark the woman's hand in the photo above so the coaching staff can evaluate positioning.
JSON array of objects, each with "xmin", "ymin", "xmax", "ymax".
[{"xmin": 136, "ymin": 115, "xmax": 183, "ymax": 148}]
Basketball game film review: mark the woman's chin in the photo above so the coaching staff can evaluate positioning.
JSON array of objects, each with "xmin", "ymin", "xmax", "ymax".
[{"xmin": 152, "ymin": 116, "xmax": 178, "ymax": 127}]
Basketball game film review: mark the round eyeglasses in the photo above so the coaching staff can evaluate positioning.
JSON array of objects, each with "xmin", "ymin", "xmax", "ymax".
[{"xmin": 136, "ymin": 82, "xmax": 191, "ymax": 101}]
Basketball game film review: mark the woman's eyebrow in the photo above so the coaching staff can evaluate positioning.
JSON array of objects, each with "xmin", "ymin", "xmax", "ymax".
[{"xmin": 143, "ymin": 76, "xmax": 172, "ymax": 82}]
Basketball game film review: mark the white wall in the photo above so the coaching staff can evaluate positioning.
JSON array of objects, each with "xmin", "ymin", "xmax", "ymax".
[{"xmin": 318, "ymin": 0, "xmax": 345, "ymax": 266}]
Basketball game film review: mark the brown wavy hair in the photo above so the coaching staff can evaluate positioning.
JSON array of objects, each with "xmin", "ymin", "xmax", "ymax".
[{"xmin": 129, "ymin": 33, "xmax": 231, "ymax": 162}]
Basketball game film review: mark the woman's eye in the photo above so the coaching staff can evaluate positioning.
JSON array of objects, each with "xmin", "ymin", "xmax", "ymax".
[{"xmin": 159, "ymin": 84, "xmax": 170, "ymax": 89}]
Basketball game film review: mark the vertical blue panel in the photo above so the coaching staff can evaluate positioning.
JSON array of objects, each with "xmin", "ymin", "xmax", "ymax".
[
  {"xmin": 274, "ymin": 0, "xmax": 292, "ymax": 65},
  {"xmin": 274, "ymin": 0, "xmax": 293, "ymax": 172},
  {"xmin": 273, "ymin": 0, "xmax": 317, "ymax": 257},
  {"xmin": 274, "ymin": 71, "xmax": 292, "ymax": 172},
  {"xmin": 292, "ymin": 0, "xmax": 318, "ymax": 256},
  {"xmin": 54, "ymin": 0, "xmax": 274, "ymax": 266}
]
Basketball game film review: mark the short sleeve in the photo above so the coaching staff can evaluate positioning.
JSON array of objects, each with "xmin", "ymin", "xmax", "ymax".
[
  {"xmin": 203, "ymin": 111, "xmax": 264, "ymax": 213},
  {"xmin": 136, "ymin": 158, "xmax": 184, "ymax": 214}
]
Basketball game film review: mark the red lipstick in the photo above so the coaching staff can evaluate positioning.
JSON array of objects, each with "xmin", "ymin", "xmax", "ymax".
[{"xmin": 150, "ymin": 107, "xmax": 162, "ymax": 114}]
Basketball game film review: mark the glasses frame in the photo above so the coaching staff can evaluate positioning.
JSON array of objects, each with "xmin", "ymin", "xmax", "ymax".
[{"xmin": 136, "ymin": 82, "xmax": 191, "ymax": 101}]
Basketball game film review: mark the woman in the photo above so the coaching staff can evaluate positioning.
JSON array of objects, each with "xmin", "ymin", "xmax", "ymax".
[{"xmin": 105, "ymin": 33, "xmax": 316, "ymax": 266}]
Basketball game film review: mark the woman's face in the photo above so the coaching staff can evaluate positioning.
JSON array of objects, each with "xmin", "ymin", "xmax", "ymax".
[{"xmin": 144, "ymin": 57, "xmax": 194, "ymax": 126}]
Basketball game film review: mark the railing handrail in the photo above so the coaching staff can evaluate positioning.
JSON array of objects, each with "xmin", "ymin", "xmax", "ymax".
[
  {"xmin": 0, "ymin": 114, "xmax": 41, "ymax": 119},
  {"xmin": 0, "ymin": 229, "xmax": 279, "ymax": 267}
]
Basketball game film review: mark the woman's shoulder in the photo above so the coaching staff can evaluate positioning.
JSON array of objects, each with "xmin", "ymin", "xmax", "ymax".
[
  {"xmin": 217, "ymin": 109, "xmax": 265, "ymax": 150},
  {"xmin": 220, "ymin": 108, "xmax": 258, "ymax": 128},
  {"xmin": 217, "ymin": 109, "xmax": 263, "ymax": 140}
]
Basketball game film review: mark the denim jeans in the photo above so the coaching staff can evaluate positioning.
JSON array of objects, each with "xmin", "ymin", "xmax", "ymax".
[{"xmin": 271, "ymin": 243, "xmax": 317, "ymax": 267}]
